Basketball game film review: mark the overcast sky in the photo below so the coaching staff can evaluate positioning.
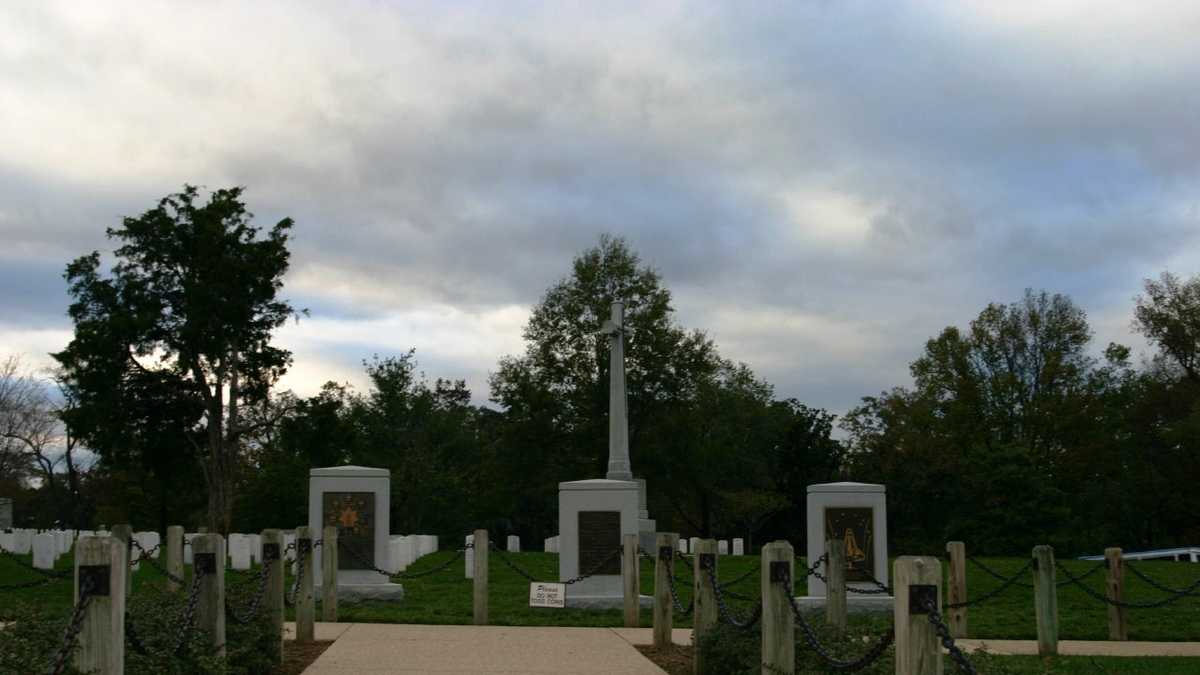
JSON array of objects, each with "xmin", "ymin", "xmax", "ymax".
[{"xmin": 2, "ymin": 1, "xmax": 1199, "ymax": 418}]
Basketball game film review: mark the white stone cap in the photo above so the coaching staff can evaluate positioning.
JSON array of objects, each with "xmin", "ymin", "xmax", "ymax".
[
  {"xmin": 310, "ymin": 465, "xmax": 390, "ymax": 478},
  {"xmin": 807, "ymin": 482, "xmax": 885, "ymax": 494},
  {"xmin": 559, "ymin": 478, "xmax": 639, "ymax": 491}
]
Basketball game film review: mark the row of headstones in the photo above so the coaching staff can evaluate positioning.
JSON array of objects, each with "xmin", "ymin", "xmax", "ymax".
[
  {"xmin": 388, "ymin": 534, "xmax": 439, "ymax": 573},
  {"xmin": 1, "ymin": 528, "xmax": 82, "ymax": 568},
  {"xmin": 680, "ymin": 537, "xmax": 745, "ymax": 556}
]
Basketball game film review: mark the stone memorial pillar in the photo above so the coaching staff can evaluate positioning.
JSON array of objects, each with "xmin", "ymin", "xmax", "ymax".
[
  {"xmin": 801, "ymin": 482, "xmax": 892, "ymax": 613},
  {"xmin": 559, "ymin": 479, "xmax": 643, "ymax": 608},
  {"xmin": 308, "ymin": 465, "xmax": 403, "ymax": 601}
]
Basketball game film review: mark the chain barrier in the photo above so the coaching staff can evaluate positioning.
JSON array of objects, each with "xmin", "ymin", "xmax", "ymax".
[
  {"xmin": 1056, "ymin": 561, "xmax": 1200, "ymax": 609},
  {"xmin": 921, "ymin": 597, "xmax": 978, "ymax": 675},
  {"xmin": 702, "ymin": 555, "xmax": 762, "ymax": 630},
  {"xmin": 1125, "ymin": 562, "xmax": 1200, "ymax": 597},
  {"xmin": 808, "ymin": 551, "xmax": 891, "ymax": 595},
  {"xmin": 783, "ymin": 573, "xmax": 894, "ymax": 672},
  {"xmin": 804, "ymin": 553, "xmax": 829, "ymax": 580},
  {"xmin": 285, "ymin": 544, "xmax": 308, "ymax": 607},
  {"xmin": 0, "ymin": 547, "xmax": 71, "ymax": 581},
  {"xmin": 946, "ymin": 557, "xmax": 1036, "ymax": 609},
  {"xmin": 718, "ymin": 561, "xmax": 761, "ymax": 590},
  {"xmin": 489, "ymin": 541, "xmax": 620, "ymax": 585},
  {"xmin": 170, "ymin": 564, "xmax": 206, "ymax": 656},
  {"xmin": 128, "ymin": 542, "xmax": 161, "ymax": 567},
  {"xmin": 336, "ymin": 539, "xmax": 469, "ymax": 580},
  {"xmin": 226, "ymin": 559, "xmax": 274, "ymax": 625},
  {"xmin": 966, "ymin": 555, "xmax": 1033, "ymax": 588},
  {"xmin": 131, "ymin": 539, "xmax": 188, "ymax": 586},
  {"xmin": 666, "ymin": 552, "xmax": 694, "ymax": 615},
  {"xmin": 46, "ymin": 575, "xmax": 95, "ymax": 675}
]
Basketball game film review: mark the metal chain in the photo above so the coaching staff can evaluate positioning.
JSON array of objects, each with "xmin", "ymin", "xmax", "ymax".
[
  {"xmin": 804, "ymin": 553, "xmax": 829, "ymax": 580},
  {"xmin": 718, "ymin": 561, "xmax": 761, "ymax": 590},
  {"xmin": 285, "ymin": 546, "xmax": 308, "ymax": 607},
  {"xmin": 784, "ymin": 574, "xmax": 895, "ymax": 672},
  {"xmin": 0, "ymin": 547, "xmax": 71, "ymax": 580},
  {"xmin": 46, "ymin": 575, "xmax": 95, "ymax": 675},
  {"xmin": 1056, "ymin": 561, "xmax": 1200, "ymax": 609},
  {"xmin": 1056, "ymin": 561, "xmax": 1106, "ymax": 587},
  {"xmin": 128, "ymin": 542, "xmax": 161, "ymax": 567},
  {"xmin": 488, "ymin": 541, "xmax": 621, "ymax": 585},
  {"xmin": 1125, "ymin": 562, "xmax": 1200, "ymax": 597},
  {"xmin": 967, "ymin": 556, "xmax": 1034, "ymax": 588},
  {"xmin": 226, "ymin": 559, "xmax": 274, "ymax": 625},
  {"xmin": 170, "ymin": 565, "xmax": 206, "ymax": 656},
  {"xmin": 946, "ymin": 558, "xmax": 1036, "ymax": 609},
  {"xmin": 702, "ymin": 556, "xmax": 762, "ymax": 629},
  {"xmin": 922, "ymin": 597, "xmax": 978, "ymax": 675},
  {"xmin": 131, "ymin": 539, "xmax": 188, "ymax": 586},
  {"xmin": 338, "ymin": 539, "xmax": 469, "ymax": 580},
  {"xmin": 666, "ymin": 552, "xmax": 694, "ymax": 615},
  {"xmin": 808, "ymin": 551, "xmax": 891, "ymax": 595}
]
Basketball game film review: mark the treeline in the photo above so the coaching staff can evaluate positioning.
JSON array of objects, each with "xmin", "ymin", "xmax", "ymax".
[{"xmin": 5, "ymin": 186, "xmax": 1199, "ymax": 557}]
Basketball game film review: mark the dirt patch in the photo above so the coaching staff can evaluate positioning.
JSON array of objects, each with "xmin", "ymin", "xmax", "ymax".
[
  {"xmin": 274, "ymin": 640, "xmax": 334, "ymax": 674},
  {"xmin": 636, "ymin": 644, "xmax": 694, "ymax": 675}
]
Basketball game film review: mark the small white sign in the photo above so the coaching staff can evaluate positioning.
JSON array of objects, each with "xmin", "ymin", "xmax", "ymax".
[{"xmin": 529, "ymin": 582, "xmax": 566, "ymax": 608}]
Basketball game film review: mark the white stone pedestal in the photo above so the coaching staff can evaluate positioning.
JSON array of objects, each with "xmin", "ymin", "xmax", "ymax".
[
  {"xmin": 803, "ymin": 482, "xmax": 891, "ymax": 612},
  {"xmin": 558, "ymin": 479, "xmax": 649, "ymax": 609},
  {"xmin": 309, "ymin": 465, "xmax": 404, "ymax": 601}
]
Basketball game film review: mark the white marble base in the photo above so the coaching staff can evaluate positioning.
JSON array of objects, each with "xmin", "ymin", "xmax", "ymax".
[
  {"xmin": 558, "ymin": 479, "xmax": 640, "ymax": 604},
  {"xmin": 794, "ymin": 595, "xmax": 894, "ymax": 614},
  {"xmin": 336, "ymin": 582, "xmax": 406, "ymax": 602},
  {"xmin": 565, "ymin": 593, "xmax": 654, "ymax": 610}
]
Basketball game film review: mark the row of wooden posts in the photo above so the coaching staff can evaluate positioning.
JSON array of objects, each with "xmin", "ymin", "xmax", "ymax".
[{"xmin": 64, "ymin": 524, "xmax": 340, "ymax": 674}]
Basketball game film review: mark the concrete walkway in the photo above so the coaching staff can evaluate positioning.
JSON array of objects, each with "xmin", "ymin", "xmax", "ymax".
[
  {"xmin": 956, "ymin": 638, "xmax": 1200, "ymax": 657},
  {"xmin": 298, "ymin": 624, "xmax": 671, "ymax": 674}
]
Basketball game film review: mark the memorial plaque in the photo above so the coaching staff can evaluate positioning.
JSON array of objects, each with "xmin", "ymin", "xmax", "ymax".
[
  {"xmin": 323, "ymin": 492, "xmax": 375, "ymax": 570},
  {"xmin": 825, "ymin": 507, "xmax": 874, "ymax": 581},
  {"xmin": 578, "ymin": 511, "xmax": 621, "ymax": 575}
]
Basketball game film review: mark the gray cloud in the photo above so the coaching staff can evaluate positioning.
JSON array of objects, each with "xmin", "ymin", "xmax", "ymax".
[{"xmin": 1, "ymin": 1, "xmax": 1198, "ymax": 414}]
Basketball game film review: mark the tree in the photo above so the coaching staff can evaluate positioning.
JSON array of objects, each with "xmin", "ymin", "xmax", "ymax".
[
  {"xmin": 1135, "ymin": 271, "xmax": 1200, "ymax": 382},
  {"xmin": 54, "ymin": 185, "xmax": 298, "ymax": 532}
]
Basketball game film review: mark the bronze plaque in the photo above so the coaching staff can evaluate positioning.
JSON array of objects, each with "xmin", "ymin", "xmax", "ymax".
[
  {"xmin": 323, "ymin": 492, "xmax": 375, "ymax": 571},
  {"xmin": 825, "ymin": 507, "xmax": 875, "ymax": 581},
  {"xmin": 578, "ymin": 511, "xmax": 621, "ymax": 575}
]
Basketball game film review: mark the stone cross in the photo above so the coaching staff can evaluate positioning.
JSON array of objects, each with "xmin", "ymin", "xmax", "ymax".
[{"xmin": 599, "ymin": 301, "xmax": 633, "ymax": 481}]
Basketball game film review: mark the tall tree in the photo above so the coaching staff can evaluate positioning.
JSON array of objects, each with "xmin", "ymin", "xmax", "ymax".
[
  {"xmin": 1135, "ymin": 271, "xmax": 1200, "ymax": 382},
  {"xmin": 54, "ymin": 185, "xmax": 298, "ymax": 532}
]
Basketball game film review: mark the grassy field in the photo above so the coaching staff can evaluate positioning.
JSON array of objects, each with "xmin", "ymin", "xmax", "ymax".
[{"xmin": 5, "ymin": 546, "xmax": 1200, "ymax": 673}]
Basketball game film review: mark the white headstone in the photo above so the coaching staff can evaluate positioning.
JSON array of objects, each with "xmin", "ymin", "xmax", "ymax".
[
  {"xmin": 543, "ymin": 537, "xmax": 552, "ymax": 553},
  {"xmin": 551, "ymin": 535, "xmax": 560, "ymax": 553},
  {"xmin": 805, "ymin": 482, "xmax": 889, "ymax": 598},
  {"xmin": 184, "ymin": 533, "xmax": 198, "ymax": 565},
  {"xmin": 507, "ymin": 535, "xmax": 520, "ymax": 553},
  {"xmin": 677, "ymin": 539, "xmax": 687, "ymax": 554},
  {"xmin": 465, "ymin": 534, "xmax": 475, "ymax": 578},
  {"xmin": 718, "ymin": 540, "xmax": 729, "ymax": 555},
  {"xmin": 688, "ymin": 536, "xmax": 699, "ymax": 553},
  {"xmin": 12, "ymin": 529, "xmax": 32, "ymax": 554},
  {"xmin": 733, "ymin": 538, "xmax": 744, "ymax": 556},
  {"xmin": 399, "ymin": 536, "xmax": 418, "ymax": 569},
  {"xmin": 55, "ymin": 530, "xmax": 72, "ymax": 555},
  {"xmin": 0, "ymin": 531, "xmax": 13, "ymax": 552},
  {"xmin": 229, "ymin": 534, "xmax": 252, "ymax": 570},
  {"xmin": 248, "ymin": 534, "xmax": 262, "ymax": 564},
  {"xmin": 32, "ymin": 532, "xmax": 56, "ymax": 569}
]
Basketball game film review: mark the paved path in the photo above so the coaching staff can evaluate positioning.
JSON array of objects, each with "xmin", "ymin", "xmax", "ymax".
[
  {"xmin": 956, "ymin": 638, "xmax": 1200, "ymax": 657},
  {"xmin": 299, "ymin": 624, "xmax": 671, "ymax": 674}
]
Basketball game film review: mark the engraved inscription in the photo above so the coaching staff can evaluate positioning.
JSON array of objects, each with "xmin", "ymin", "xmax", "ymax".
[
  {"xmin": 824, "ymin": 507, "xmax": 874, "ymax": 582},
  {"xmin": 323, "ymin": 492, "xmax": 375, "ymax": 570},
  {"xmin": 578, "ymin": 511, "xmax": 621, "ymax": 575}
]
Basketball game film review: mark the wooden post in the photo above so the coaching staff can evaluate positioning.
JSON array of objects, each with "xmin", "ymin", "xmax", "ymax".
[
  {"xmin": 73, "ymin": 535, "xmax": 126, "ymax": 674},
  {"xmin": 825, "ymin": 537, "xmax": 846, "ymax": 637},
  {"xmin": 111, "ymin": 523, "xmax": 133, "ymax": 597},
  {"xmin": 261, "ymin": 529, "xmax": 285, "ymax": 665},
  {"xmin": 473, "ymin": 529, "xmax": 489, "ymax": 625},
  {"xmin": 295, "ymin": 526, "xmax": 315, "ymax": 643},
  {"xmin": 1105, "ymin": 547, "xmax": 1127, "ymax": 641},
  {"xmin": 946, "ymin": 541, "xmax": 967, "ymax": 638},
  {"xmin": 193, "ymin": 533, "xmax": 227, "ymax": 657},
  {"xmin": 166, "ymin": 525, "xmax": 184, "ymax": 593},
  {"xmin": 653, "ymin": 532, "xmax": 678, "ymax": 649},
  {"xmin": 692, "ymin": 539, "xmax": 718, "ymax": 675},
  {"xmin": 894, "ymin": 556, "xmax": 943, "ymax": 675},
  {"xmin": 623, "ymin": 533, "xmax": 640, "ymax": 627},
  {"xmin": 761, "ymin": 540, "xmax": 795, "ymax": 675},
  {"xmin": 322, "ymin": 525, "xmax": 339, "ymax": 622},
  {"xmin": 1032, "ymin": 545, "xmax": 1058, "ymax": 657}
]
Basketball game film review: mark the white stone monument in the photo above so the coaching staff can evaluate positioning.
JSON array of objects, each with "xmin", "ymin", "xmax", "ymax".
[
  {"xmin": 733, "ymin": 538, "xmax": 744, "ymax": 556},
  {"xmin": 558, "ymin": 301, "xmax": 652, "ymax": 609},
  {"xmin": 308, "ymin": 465, "xmax": 403, "ymax": 601},
  {"xmin": 800, "ymin": 482, "xmax": 892, "ymax": 613}
]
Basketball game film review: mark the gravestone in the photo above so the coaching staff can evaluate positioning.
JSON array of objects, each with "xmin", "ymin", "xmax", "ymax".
[
  {"xmin": 229, "ymin": 534, "xmax": 252, "ymax": 570},
  {"xmin": 689, "ymin": 536, "xmax": 699, "ymax": 553},
  {"xmin": 12, "ymin": 528, "xmax": 32, "ymax": 554},
  {"xmin": 678, "ymin": 539, "xmax": 687, "ymax": 554},
  {"xmin": 308, "ymin": 465, "xmax": 403, "ymax": 601},
  {"xmin": 0, "ymin": 530, "xmax": 11, "ymax": 551},
  {"xmin": 417, "ymin": 534, "xmax": 438, "ymax": 557},
  {"xmin": 0, "ymin": 497, "xmax": 11, "ymax": 528},
  {"xmin": 507, "ymin": 535, "xmax": 520, "ymax": 553},
  {"xmin": 32, "ymin": 532, "xmax": 56, "ymax": 569},
  {"xmin": 718, "ymin": 540, "xmax": 729, "ymax": 555},
  {"xmin": 799, "ymin": 482, "xmax": 892, "ymax": 613},
  {"xmin": 733, "ymin": 538, "xmax": 744, "ymax": 556}
]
